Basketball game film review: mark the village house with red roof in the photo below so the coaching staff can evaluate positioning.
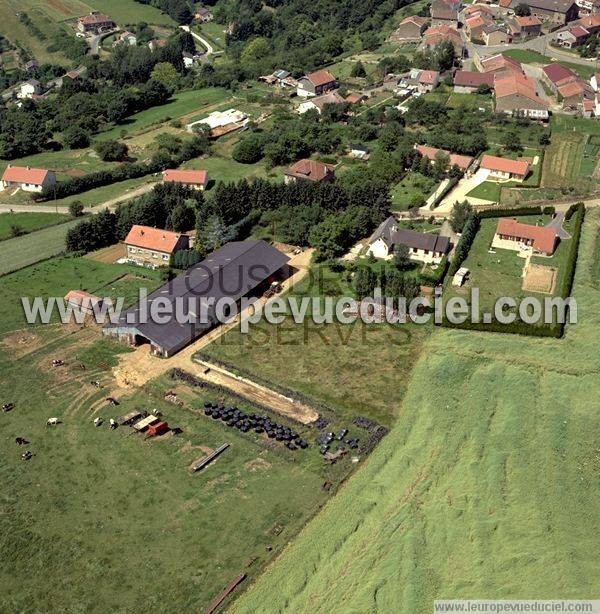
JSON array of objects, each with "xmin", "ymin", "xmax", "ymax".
[
  {"xmin": 480, "ymin": 154, "xmax": 530, "ymax": 181},
  {"xmin": 494, "ymin": 72, "xmax": 549, "ymax": 119},
  {"xmin": 77, "ymin": 11, "xmax": 115, "ymax": 34},
  {"xmin": 0, "ymin": 165, "xmax": 56, "ymax": 193},
  {"xmin": 124, "ymin": 225, "xmax": 190, "ymax": 268},
  {"xmin": 284, "ymin": 159, "xmax": 335, "ymax": 184},
  {"xmin": 492, "ymin": 218, "xmax": 558, "ymax": 255},
  {"xmin": 389, "ymin": 15, "xmax": 429, "ymax": 41},
  {"xmin": 415, "ymin": 145, "xmax": 475, "ymax": 172},
  {"xmin": 296, "ymin": 70, "xmax": 337, "ymax": 97},
  {"xmin": 162, "ymin": 169, "xmax": 209, "ymax": 190}
]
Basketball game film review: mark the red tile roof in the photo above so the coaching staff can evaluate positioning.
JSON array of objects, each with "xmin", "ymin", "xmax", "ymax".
[
  {"xmin": 416, "ymin": 145, "xmax": 474, "ymax": 170},
  {"xmin": 516, "ymin": 15, "xmax": 542, "ymax": 26},
  {"xmin": 401, "ymin": 15, "xmax": 428, "ymax": 26},
  {"xmin": 453, "ymin": 70, "xmax": 495, "ymax": 88},
  {"xmin": 481, "ymin": 154, "xmax": 529, "ymax": 177},
  {"xmin": 569, "ymin": 26, "xmax": 590, "ymax": 37},
  {"xmin": 285, "ymin": 159, "xmax": 335, "ymax": 182},
  {"xmin": 1, "ymin": 165, "xmax": 51, "ymax": 185},
  {"xmin": 64, "ymin": 290, "xmax": 102, "ymax": 307},
  {"xmin": 418, "ymin": 70, "xmax": 439, "ymax": 84},
  {"xmin": 162, "ymin": 169, "xmax": 208, "ymax": 186},
  {"xmin": 466, "ymin": 14, "xmax": 490, "ymax": 29},
  {"xmin": 423, "ymin": 24, "xmax": 463, "ymax": 47},
  {"xmin": 494, "ymin": 73, "xmax": 545, "ymax": 105},
  {"xmin": 124, "ymin": 225, "xmax": 183, "ymax": 254},
  {"xmin": 480, "ymin": 53, "xmax": 522, "ymax": 74},
  {"xmin": 464, "ymin": 4, "xmax": 495, "ymax": 16},
  {"xmin": 79, "ymin": 12, "xmax": 113, "ymax": 25},
  {"xmin": 495, "ymin": 218, "xmax": 557, "ymax": 253},
  {"xmin": 306, "ymin": 70, "xmax": 336, "ymax": 87},
  {"xmin": 557, "ymin": 79, "xmax": 588, "ymax": 98},
  {"xmin": 543, "ymin": 62, "xmax": 577, "ymax": 84}
]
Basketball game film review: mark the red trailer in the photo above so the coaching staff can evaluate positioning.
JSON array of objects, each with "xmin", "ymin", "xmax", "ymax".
[{"xmin": 146, "ymin": 421, "xmax": 169, "ymax": 438}]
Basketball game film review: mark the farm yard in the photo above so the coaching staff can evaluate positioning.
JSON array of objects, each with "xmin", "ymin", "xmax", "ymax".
[{"xmin": 231, "ymin": 209, "xmax": 600, "ymax": 614}]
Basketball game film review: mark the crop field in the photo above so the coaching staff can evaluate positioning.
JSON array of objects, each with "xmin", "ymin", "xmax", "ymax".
[
  {"xmin": 231, "ymin": 209, "xmax": 600, "ymax": 613},
  {"xmin": 0, "ymin": 220, "xmax": 82, "ymax": 276},
  {"xmin": 443, "ymin": 214, "xmax": 573, "ymax": 316},
  {"xmin": 0, "ymin": 212, "xmax": 71, "ymax": 240},
  {"xmin": 0, "ymin": 256, "xmax": 380, "ymax": 612},
  {"xmin": 542, "ymin": 131, "xmax": 585, "ymax": 188}
]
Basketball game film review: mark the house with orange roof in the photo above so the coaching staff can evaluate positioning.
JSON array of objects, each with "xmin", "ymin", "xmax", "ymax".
[
  {"xmin": 508, "ymin": 15, "xmax": 543, "ymax": 39},
  {"xmin": 466, "ymin": 13, "xmax": 494, "ymax": 40},
  {"xmin": 574, "ymin": 14, "xmax": 600, "ymax": 33},
  {"xmin": 296, "ymin": 70, "xmax": 337, "ymax": 97},
  {"xmin": 494, "ymin": 72, "xmax": 549, "ymax": 119},
  {"xmin": 77, "ymin": 11, "xmax": 115, "ymax": 34},
  {"xmin": 64, "ymin": 290, "xmax": 103, "ymax": 315},
  {"xmin": 422, "ymin": 24, "xmax": 464, "ymax": 54},
  {"xmin": 556, "ymin": 78, "xmax": 594, "ymax": 110},
  {"xmin": 477, "ymin": 53, "xmax": 523, "ymax": 77},
  {"xmin": 415, "ymin": 144, "xmax": 475, "ymax": 172},
  {"xmin": 162, "ymin": 169, "xmax": 209, "ymax": 190},
  {"xmin": 417, "ymin": 70, "xmax": 440, "ymax": 92},
  {"xmin": 0, "ymin": 165, "xmax": 56, "ymax": 193},
  {"xmin": 463, "ymin": 4, "xmax": 497, "ymax": 18},
  {"xmin": 124, "ymin": 225, "xmax": 190, "ymax": 267},
  {"xmin": 480, "ymin": 154, "xmax": 530, "ymax": 181},
  {"xmin": 492, "ymin": 218, "xmax": 558, "ymax": 255},
  {"xmin": 284, "ymin": 159, "xmax": 335, "ymax": 184}
]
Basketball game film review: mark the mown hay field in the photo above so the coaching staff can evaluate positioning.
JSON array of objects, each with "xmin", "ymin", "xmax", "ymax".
[{"xmin": 231, "ymin": 210, "xmax": 600, "ymax": 613}]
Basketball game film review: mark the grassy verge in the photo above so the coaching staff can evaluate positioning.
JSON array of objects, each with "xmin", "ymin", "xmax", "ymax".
[{"xmin": 0, "ymin": 212, "xmax": 71, "ymax": 241}]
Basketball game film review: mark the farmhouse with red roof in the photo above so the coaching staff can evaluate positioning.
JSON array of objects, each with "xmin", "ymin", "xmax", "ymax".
[
  {"xmin": 296, "ymin": 70, "xmax": 337, "ymax": 97},
  {"xmin": 162, "ymin": 169, "xmax": 209, "ymax": 190},
  {"xmin": 493, "ymin": 218, "xmax": 558, "ymax": 255},
  {"xmin": 77, "ymin": 11, "xmax": 115, "ymax": 34},
  {"xmin": 284, "ymin": 159, "xmax": 335, "ymax": 184},
  {"xmin": 0, "ymin": 165, "xmax": 56, "ymax": 193},
  {"xmin": 124, "ymin": 225, "xmax": 190, "ymax": 268}
]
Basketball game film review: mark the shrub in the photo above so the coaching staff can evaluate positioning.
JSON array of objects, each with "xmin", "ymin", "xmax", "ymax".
[
  {"xmin": 447, "ymin": 213, "xmax": 479, "ymax": 277},
  {"xmin": 68, "ymin": 201, "xmax": 84, "ymax": 217},
  {"xmin": 94, "ymin": 140, "xmax": 129, "ymax": 162}
]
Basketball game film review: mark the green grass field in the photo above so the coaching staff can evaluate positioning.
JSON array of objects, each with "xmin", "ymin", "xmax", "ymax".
[
  {"xmin": 231, "ymin": 209, "xmax": 600, "ymax": 613},
  {"xmin": 87, "ymin": 0, "xmax": 176, "ymax": 25},
  {"xmin": 0, "ymin": 220, "xmax": 82, "ymax": 275},
  {"xmin": 580, "ymin": 135, "xmax": 600, "ymax": 177},
  {"xmin": 0, "ymin": 212, "xmax": 71, "ymax": 240},
  {"xmin": 391, "ymin": 172, "xmax": 439, "ymax": 209}
]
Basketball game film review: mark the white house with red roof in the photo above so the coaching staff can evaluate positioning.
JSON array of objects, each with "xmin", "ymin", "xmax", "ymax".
[
  {"xmin": 0, "ymin": 165, "xmax": 56, "ymax": 193},
  {"xmin": 417, "ymin": 70, "xmax": 440, "ymax": 93},
  {"xmin": 124, "ymin": 225, "xmax": 190, "ymax": 267},
  {"xmin": 296, "ymin": 70, "xmax": 337, "ymax": 97},
  {"xmin": 480, "ymin": 155, "xmax": 530, "ymax": 181},
  {"xmin": 162, "ymin": 169, "xmax": 209, "ymax": 190},
  {"xmin": 492, "ymin": 218, "xmax": 558, "ymax": 255}
]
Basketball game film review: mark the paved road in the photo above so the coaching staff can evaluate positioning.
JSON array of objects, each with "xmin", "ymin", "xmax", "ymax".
[
  {"xmin": 0, "ymin": 181, "xmax": 157, "ymax": 215},
  {"xmin": 180, "ymin": 25, "xmax": 214, "ymax": 55}
]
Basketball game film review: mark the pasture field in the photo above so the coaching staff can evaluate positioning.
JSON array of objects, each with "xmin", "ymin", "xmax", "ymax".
[
  {"xmin": 231, "ymin": 209, "xmax": 600, "ymax": 614},
  {"xmin": 201, "ymin": 267, "xmax": 433, "ymax": 429},
  {"xmin": 0, "ymin": 256, "xmax": 373, "ymax": 612},
  {"xmin": 0, "ymin": 148, "xmax": 115, "ymax": 178},
  {"xmin": 0, "ymin": 212, "xmax": 71, "ymax": 240},
  {"xmin": 0, "ymin": 220, "xmax": 81, "ymax": 275},
  {"xmin": 443, "ymin": 214, "xmax": 573, "ymax": 315},
  {"xmin": 96, "ymin": 88, "xmax": 229, "ymax": 141},
  {"xmin": 86, "ymin": 0, "xmax": 176, "ymax": 25}
]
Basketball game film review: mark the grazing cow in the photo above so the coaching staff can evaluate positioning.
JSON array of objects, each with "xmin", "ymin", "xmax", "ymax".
[
  {"xmin": 2, "ymin": 403, "xmax": 15, "ymax": 412},
  {"xmin": 15, "ymin": 437, "xmax": 29, "ymax": 445},
  {"xmin": 109, "ymin": 418, "xmax": 117, "ymax": 430},
  {"xmin": 90, "ymin": 381, "xmax": 101, "ymax": 388},
  {"xmin": 51, "ymin": 359, "xmax": 65, "ymax": 367},
  {"xmin": 46, "ymin": 417, "xmax": 59, "ymax": 426},
  {"xmin": 93, "ymin": 417, "xmax": 103, "ymax": 427},
  {"xmin": 21, "ymin": 451, "xmax": 32, "ymax": 461}
]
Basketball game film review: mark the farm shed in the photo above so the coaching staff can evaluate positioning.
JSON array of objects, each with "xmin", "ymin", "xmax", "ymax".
[
  {"xmin": 64, "ymin": 290, "xmax": 103, "ymax": 315},
  {"xmin": 146, "ymin": 422, "xmax": 169, "ymax": 437},
  {"xmin": 103, "ymin": 240, "xmax": 290, "ymax": 357},
  {"xmin": 133, "ymin": 415, "xmax": 159, "ymax": 432}
]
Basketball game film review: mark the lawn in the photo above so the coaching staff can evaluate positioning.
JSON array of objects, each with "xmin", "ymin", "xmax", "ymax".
[
  {"xmin": 447, "ymin": 92, "xmax": 493, "ymax": 111},
  {"xmin": 0, "ymin": 220, "xmax": 81, "ymax": 276},
  {"xmin": 0, "ymin": 148, "xmax": 115, "ymax": 178},
  {"xmin": 182, "ymin": 152, "xmax": 283, "ymax": 186},
  {"xmin": 231, "ymin": 209, "xmax": 600, "ymax": 614},
  {"xmin": 0, "ymin": 212, "xmax": 71, "ymax": 240},
  {"xmin": 194, "ymin": 22, "xmax": 226, "ymax": 52},
  {"xmin": 86, "ymin": 0, "xmax": 176, "ymax": 26},
  {"xmin": 467, "ymin": 180, "xmax": 502, "ymax": 202},
  {"xmin": 391, "ymin": 172, "xmax": 439, "ymax": 210},
  {"xmin": 96, "ymin": 88, "xmax": 229, "ymax": 141}
]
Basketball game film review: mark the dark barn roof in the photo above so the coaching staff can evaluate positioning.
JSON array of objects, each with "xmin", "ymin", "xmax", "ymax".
[
  {"xmin": 370, "ymin": 216, "xmax": 451, "ymax": 254},
  {"xmin": 104, "ymin": 240, "xmax": 289, "ymax": 355}
]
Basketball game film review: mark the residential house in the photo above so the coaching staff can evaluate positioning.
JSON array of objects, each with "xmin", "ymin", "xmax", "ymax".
[
  {"xmin": 24, "ymin": 60, "xmax": 38, "ymax": 72},
  {"xmin": 542, "ymin": 62, "xmax": 578, "ymax": 93},
  {"xmin": 477, "ymin": 53, "xmax": 523, "ymax": 77},
  {"xmin": 162, "ymin": 169, "xmax": 209, "ymax": 190},
  {"xmin": 504, "ymin": 0, "xmax": 578, "ymax": 25},
  {"xmin": 0, "ymin": 165, "xmax": 56, "ymax": 193},
  {"xmin": 284, "ymin": 160, "xmax": 335, "ymax": 184},
  {"xmin": 367, "ymin": 216, "xmax": 451, "ymax": 264},
  {"xmin": 186, "ymin": 108, "xmax": 248, "ymax": 137},
  {"xmin": 464, "ymin": 4, "xmax": 497, "ymax": 18},
  {"xmin": 422, "ymin": 24, "xmax": 464, "ymax": 54},
  {"xmin": 555, "ymin": 24, "xmax": 590, "ymax": 46},
  {"xmin": 508, "ymin": 15, "xmax": 543, "ymax": 38},
  {"xmin": 430, "ymin": 0, "xmax": 460, "ymax": 26},
  {"xmin": 77, "ymin": 11, "xmax": 115, "ymax": 34},
  {"xmin": 297, "ymin": 90, "xmax": 345, "ymax": 114},
  {"xmin": 480, "ymin": 154, "xmax": 530, "ymax": 181},
  {"xmin": 415, "ymin": 144, "xmax": 475, "ymax": 172},
  {"xmin": 389, "ymin": 15, "xmax": 428, "ymax": 41},
  {"xmin": 453, "ymin": 70, "xmax": 495, "ymax": 92},
  {"xmin": 346, "ymin": 92, "xmax": 368, "ymax": 105},
  {"xmin": 466, "ymin": 14, "xmax": 494, "ymax": 41},
  {"xmin": 582, "ymin": 96, "xmax": 599, "ymax": 117},
  {"xmin": 575, "ymin": 14, "xmax": 600, "ymax": 31},
  {"xmin": 259, "ymin": 70, "xmax": 297, "ymax": 88},
  {"xmin": 557, "ymin": 78, "xmax": 594, "ymax": 110},
  {"xmin": 483, "ymin": 24, "xmax": 511, "ymax": 44},
  {"xmin": 183, "ymin": 51, "xmax": 202, "ymax": 68},
  {"xmin": 492, "ymin": 218, "xmax": 558, "ymax": 255},
  {"xmin": 195, "ymin": 7, "xmax": 213, "ymax": 22},
  {"xmin": 296, "ymin": 70, "xmax": 337, "ymax": 97},
  {"xmin": 494, "ymin": 72, "xmax": 549, "ymax": 119},
  {"xmin": 148, "ymin": 38, "xmax": 167, "ymax": 51},
  {"xmin": 124, "ymin": 225, "xmax": 190, "ymax": 268},
  {"xmin": 17, "ymin": 79, "xmax": 42, "ymax": 99},
  {"xmin": 417, "ymin": 70, "xmax": 441, "ymax": 92}
]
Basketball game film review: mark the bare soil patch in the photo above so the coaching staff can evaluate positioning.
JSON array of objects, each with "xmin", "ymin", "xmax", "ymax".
[
  {"xmin": 2, "ymin": 330, "xmax": 43, "ymax": 357},
  {"xmin": 244, "ymin": 457, "xmax": 272, "ymax": 471},
  {"xmin": 85, "ymin": 243, "xmax": 125, "ymax": 263},
  {"xmin": 523, "ymin": 263, "xmax": 557, "ymax": 294}
]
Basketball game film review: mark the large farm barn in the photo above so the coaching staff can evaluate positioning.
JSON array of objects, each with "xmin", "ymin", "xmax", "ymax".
[{"xmin": 103, "ymin": 240, "xmax": 290, "ymax": 356}]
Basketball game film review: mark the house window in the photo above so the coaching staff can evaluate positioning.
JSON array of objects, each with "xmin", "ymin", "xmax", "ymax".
[
  {"xmin": 425, "ymin": 250, "xmax": 430, "ymax": 255},
  {"xmin": 162, "ymin": 254, "xmax": 169, "ymax": 261},
  {"xmin": 152, "ymin": 252, "xmax": 158, "ymax": 258}
]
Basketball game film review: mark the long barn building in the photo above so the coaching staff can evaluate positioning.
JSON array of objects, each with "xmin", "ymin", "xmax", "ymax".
[{"xmin": 103, "ymin": 240, "xmax": 290, "ymax": 356}]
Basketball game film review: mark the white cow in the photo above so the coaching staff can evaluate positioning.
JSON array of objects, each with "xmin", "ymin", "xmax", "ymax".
[{"xmin": 46, "ymin": 418, "xmax": 59, "ymax": 426}]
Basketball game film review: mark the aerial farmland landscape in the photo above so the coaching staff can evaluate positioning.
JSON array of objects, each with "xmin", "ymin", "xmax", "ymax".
[{"xmin": 0, "ymin": 0, "xmax": 599, "ymax": 612}]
